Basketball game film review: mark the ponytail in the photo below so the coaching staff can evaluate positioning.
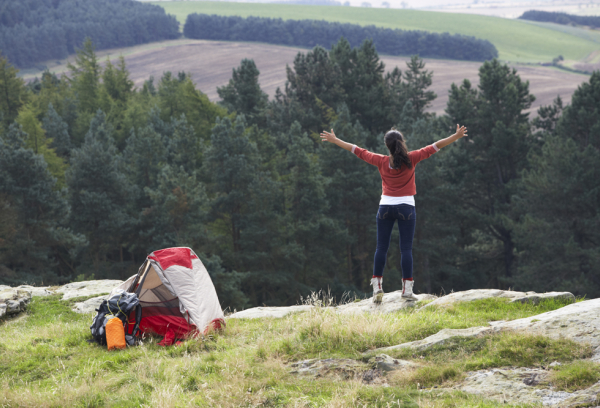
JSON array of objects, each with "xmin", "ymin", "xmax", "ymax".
[{"xmin": 385, "ymin": 129, "xmax": 411, "ymax": 170}]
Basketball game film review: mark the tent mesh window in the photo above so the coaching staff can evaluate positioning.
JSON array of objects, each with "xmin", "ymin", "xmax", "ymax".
[{"xmin": 135, "ymin": 264, "xmax": 184, "ymax": 318}]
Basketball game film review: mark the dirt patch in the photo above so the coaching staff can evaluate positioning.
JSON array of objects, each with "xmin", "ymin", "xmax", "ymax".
[{"xmin": 22, "ymin": 39, "xmax": 590, "ymax": 116}]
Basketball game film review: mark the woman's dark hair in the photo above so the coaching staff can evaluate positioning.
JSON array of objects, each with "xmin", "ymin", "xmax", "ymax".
[{"xmin": 384, "ymin": 129, "xmax": 411, "ymax": 170}]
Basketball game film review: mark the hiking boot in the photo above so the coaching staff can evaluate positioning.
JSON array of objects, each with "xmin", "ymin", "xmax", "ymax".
[
  {"xmin": 371, "ymin": 277, "xmax": 384, "ymax": 304},
  {"xmin": 402, "ymin": 279, "xmax": 418, "ymax": 301}
]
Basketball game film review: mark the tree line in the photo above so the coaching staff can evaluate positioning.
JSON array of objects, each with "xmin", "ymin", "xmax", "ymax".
[
  {"xmin": 0, "ymin": 0, "xmax": 179, "ymax": 68},
  {"xmin": 1, "ymin": 38, "xmax": 598, "ymax": 309},
  {"xmin": 183, "ymin": 14, "xmax": 498, "ymax": 61},
  {"xmin": 519, "ymin": 10, "xmax": 600, "ymax": 28}
]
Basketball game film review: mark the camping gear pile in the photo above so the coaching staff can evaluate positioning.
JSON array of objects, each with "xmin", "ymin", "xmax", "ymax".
[{"xmin": 90, "ymin": 247, "xmax": 225, "ymax": 348}]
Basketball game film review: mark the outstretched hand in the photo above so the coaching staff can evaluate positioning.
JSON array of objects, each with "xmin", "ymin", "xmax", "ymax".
[
  {"xmin": 320, "ymin": 129, "xmax": 337, "ymax": 143},
  {"xmin": 454, "ymin": 124, "xmax": 468, "ymax": 138}
]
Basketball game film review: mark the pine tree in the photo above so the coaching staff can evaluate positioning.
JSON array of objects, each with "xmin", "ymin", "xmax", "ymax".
[
  {"xmin": 445, "ymin": 59, "xmax": 535, "ymax": 285},
  {"xmin": 402, "ymin": 56, "xmax": 437, "ymax": 118},
  {"xmin": 514, "ymin": 72, "xmax": 600, "ymax": 298},
  {"xmin": 68, "ymin": 38, "xmax": 101, "ymax": 115},
  {"xmin": 67, "ymin": 110, "xmax": 132, "ymax": 266},
  {"xmin": 99, "ymin": 56, "xmax": 134, "ymax": 147},
  {"xmin": 0, "ymin": 123, "xmax": 80, "ymax": 283},
  {"xmin": 142, "ymin": 165, "xmax": 209, "ymax": 251},
  {"xmin": 203, "ymin": 116, "xmax": 260, "ymax": 261},
  {"xmin": 0, "ymin": 53, "xmax": 27, "ymax": 126},
  {"xmin": 16, "ymin": 104, "xmax": 67, "ymax": 188},
  {"xmin": 556, "ymin": 71, "xmax": 600, "ymax": 149},
  {"xmin": 284, "ymin": 121, "xmax": 335, "ymax": 289},
  {"xmin": 217, "ymin": 59, "xmax": 268, "ymax": 126},
  {"xmin": 42, "ymin": 103, "xmax": 72, "ymax": 159}
]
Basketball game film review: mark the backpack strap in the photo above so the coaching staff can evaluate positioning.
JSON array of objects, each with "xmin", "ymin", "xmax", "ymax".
[{"xmin": 125, "ymin": 304, "xmax": 143, "ymax": 346}]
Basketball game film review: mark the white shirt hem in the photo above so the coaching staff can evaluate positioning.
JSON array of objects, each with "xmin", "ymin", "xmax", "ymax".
[{"xmin": 379, "ymin": 195, "xmax": 415, "ymax": 206}]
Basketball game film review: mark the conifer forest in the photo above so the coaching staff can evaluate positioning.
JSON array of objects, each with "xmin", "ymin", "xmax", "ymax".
[{"xmin": 0, "ymin": 36, "xmax": 599, "ymax": 310}]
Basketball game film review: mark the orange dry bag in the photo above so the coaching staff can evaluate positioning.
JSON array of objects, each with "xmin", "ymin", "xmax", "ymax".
[{"xmin": 106, "ymin": 316, "xmax": 126, "ymax": 350}]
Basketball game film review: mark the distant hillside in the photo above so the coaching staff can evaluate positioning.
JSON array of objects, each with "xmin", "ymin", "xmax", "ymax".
[
  {"xmin": 152, "ymin": 1, "xmax": 600, "ymax": 63},
  {"xmin": 519, "ymin": 10, "xmax": 600, "ymax": 29},
  {"xmin": 184, "ymin": 14, "xmax": 498, "ymax": 61},
  {"xmin": 0, "ymin": 0, "xmax": 180, "ymax": 68}
]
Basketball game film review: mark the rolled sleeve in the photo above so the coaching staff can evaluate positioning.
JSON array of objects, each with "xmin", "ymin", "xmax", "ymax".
[
  {"xmin": 354, "ymin": 146, "xmax": 385, "ymax": 166},
  {"xmin": 409, "ymin": 144, "xmax": 438, "ymax": 166}
]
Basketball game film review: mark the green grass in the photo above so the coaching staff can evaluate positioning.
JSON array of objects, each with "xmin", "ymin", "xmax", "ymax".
[
  {"xmin": 151, "ymin": 1, "xmax": 600, "ymax": 63},
  {"xmin": 550, "ymin": 360, "xmax": 600, "ymax": 392},
  {"xmin": 0, "ymin": 295, "xmax": 591, "ymax": 407}
]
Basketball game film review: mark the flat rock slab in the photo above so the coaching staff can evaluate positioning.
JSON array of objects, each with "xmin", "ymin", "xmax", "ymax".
[
  {"xmin": 455, "ymin": 368, "xmax": 557, "ymax": 405},
  {"xmin": 423, "ymin": 289, "xmax": 574, "ymax": 308},
  {"xmin": 72, "ymin": 295, "xmax": 108, "ymax": 314},
  {"xmin": 375, "ymin": 326, "xmax": 494, "ymax": 353},
  {"xmin": 376, "ymin": 298, "xmax": 600, "ymax": 361},
  {"xmin": 497, "ymin": 298, "xmax": 600, "ymax": 361},
  {"xmin": 336, "ymin": 291, "xmax": 437, "ymax": 315},
  {"xmin": 56, "ymin": 280, "xmax": 123, "ymax": 300},
  {"xmin": 228, "ymin": 305, "xmax": 314, "ymax": 319},
  {"xmin": 452, "ymin": 368, "xmax": 600, "ymax": 407},
  {"xmin": 0, "ymin": 288, "xmax": 32, "ymax": 318},
  {"xmin": 510, "ymin": 291, "xmax": 575, "ymax": 305}
]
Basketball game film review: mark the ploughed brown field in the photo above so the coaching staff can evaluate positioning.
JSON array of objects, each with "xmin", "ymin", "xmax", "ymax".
[{"xmin": 23, "ymin": 39, "xmax": 590, "ymax": 115}]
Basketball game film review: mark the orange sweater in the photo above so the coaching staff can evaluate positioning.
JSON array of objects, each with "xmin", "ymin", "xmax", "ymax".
[{"xmin": 352, "ymin": 144, "xmax": 439, "ymax": 197}]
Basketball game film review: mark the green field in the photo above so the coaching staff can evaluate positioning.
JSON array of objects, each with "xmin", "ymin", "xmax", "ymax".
[{"xmin": 151, "ymin": 1, "xmax": 600, "ymax": 63}]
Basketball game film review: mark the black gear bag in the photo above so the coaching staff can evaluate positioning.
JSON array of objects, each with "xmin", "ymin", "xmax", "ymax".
[{"xmin": 90, "ymin": 290, "xmax": 142, "ymax": 346}]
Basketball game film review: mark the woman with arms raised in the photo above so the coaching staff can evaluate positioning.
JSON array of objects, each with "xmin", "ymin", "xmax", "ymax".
[{"xmin": 320, "ymin": 125, "xmax": 468, "ymax": 303}]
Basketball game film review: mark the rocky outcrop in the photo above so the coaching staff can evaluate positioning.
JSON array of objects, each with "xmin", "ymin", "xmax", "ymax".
[
  {"xmin": 422, "ymin": 289, "xmax": 575, "ymax": 308},
  {"xmin": 228, "ymin": 290, "xmax": 437, "ymax": 319},
  {"xmin": 336, "ymin": 292, "xmax": 436, "ymax": 315},
  {"xmin": 0, "ymin": 287, "xmax": 32, "ymax": 318},
  {"xmin": 450, "ymin": 367, "xmax": 600, "ymax": 407},
  {"xmin": 229, "ymin": 289, "xmax": 574, "ymax": 319},
  {"xmin": 0, "ymin": 280, "xmax": 124, "ymax": 316}
]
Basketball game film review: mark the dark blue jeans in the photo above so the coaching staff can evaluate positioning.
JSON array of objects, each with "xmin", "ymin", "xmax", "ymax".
[{"xmin": 373, "ymin": 204, "xmax": 416, "ymax": 279}]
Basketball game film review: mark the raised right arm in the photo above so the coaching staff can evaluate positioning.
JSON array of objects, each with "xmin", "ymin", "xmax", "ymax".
[{"xmin": 320, "ymin": 129, "xmax": 384, "ymax": 166}]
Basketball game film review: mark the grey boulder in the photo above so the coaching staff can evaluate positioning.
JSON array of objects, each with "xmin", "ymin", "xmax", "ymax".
[
  {"xmin": 0, "ymin": 288, "xmax": 32, "ymax": 318},
  {"xmin": 14, "ymin": 285, "xmax": 54, "ymax": 297},
  {"xmin": 72, "ymin": 295, "xmax": 109, "ymax": 314}
]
